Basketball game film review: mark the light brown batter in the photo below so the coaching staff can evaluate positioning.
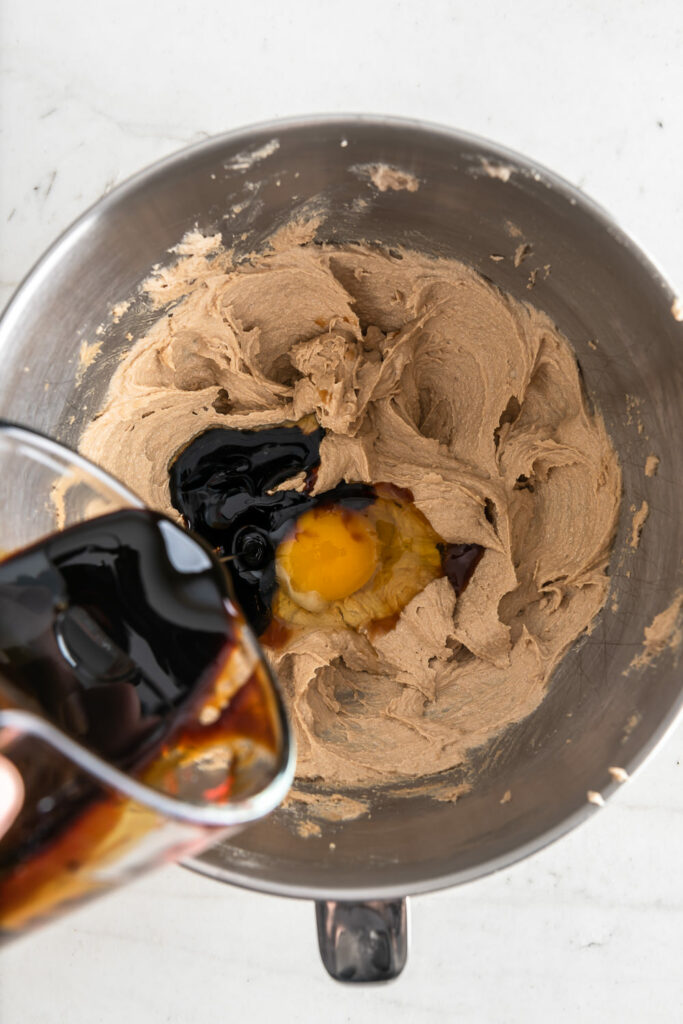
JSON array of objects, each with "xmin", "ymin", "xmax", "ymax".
[{"xmin": 80, "ymin": 230, "xmax": 621, "ymax": 789}]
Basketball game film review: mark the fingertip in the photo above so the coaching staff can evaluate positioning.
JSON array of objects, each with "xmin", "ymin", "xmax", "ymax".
[{"xmin": 0, "ymin": 754, "xmax": 24, "ymax": 835}]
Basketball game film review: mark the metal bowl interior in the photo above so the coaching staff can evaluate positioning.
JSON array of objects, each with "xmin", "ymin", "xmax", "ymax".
[{"xmin": 1, "ymin": 116, "xmax": 681, "ymax": 900}]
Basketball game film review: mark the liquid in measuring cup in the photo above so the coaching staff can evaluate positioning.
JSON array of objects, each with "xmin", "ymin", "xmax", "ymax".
[{"xmin": 0, "ymin": 508, "xmax": 283, "ymax": 933}]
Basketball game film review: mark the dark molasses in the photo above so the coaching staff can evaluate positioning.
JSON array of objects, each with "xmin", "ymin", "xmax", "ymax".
[
  {"xmin": 170, "ymin": 424, "xmax": 486, "ymax": 632},
  {"xmin": 169, "ymin": 424, "xmax": 375, "ymax": 633},
  {"xmin": 0, "ymin": 509, "xmax": 270, "ymax": 891}
]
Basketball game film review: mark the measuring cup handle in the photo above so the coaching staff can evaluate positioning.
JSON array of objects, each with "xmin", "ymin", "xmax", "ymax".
[{"xmin": 315, "ymin": 898, "xmax": 408, "ymax": 982}]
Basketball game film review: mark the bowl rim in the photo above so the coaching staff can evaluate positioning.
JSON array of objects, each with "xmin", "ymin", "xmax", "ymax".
[{"xmin": 1, "ymin": 111, "xmax": 680, "ymax": 340}]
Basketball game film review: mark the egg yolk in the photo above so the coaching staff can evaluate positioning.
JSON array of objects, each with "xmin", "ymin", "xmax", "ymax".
[{"xmin": 276, "ymin": 506, "xmax": 378, "ymax": 606}]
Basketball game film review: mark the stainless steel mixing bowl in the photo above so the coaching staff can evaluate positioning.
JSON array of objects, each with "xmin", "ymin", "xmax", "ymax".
[{"xmin": 1, "ymin": 116, "xmax": 681, "ymax": 981}]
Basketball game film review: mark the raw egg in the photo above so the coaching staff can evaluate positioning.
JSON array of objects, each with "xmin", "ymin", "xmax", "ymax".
[
  {"xmin": 276, "ymin": 506, "xmax": 379, "ymax": 611},
  {"xmin": 272, "ymin": 485, "xmax": 445, "ymax": 634}
]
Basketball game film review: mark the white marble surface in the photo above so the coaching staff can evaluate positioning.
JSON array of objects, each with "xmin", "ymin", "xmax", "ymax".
[{"xmin": 1, "ymin": 1, "xmax": 682, "ymax": 1020}]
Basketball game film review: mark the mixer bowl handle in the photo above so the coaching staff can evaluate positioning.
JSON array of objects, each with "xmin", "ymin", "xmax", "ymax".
[{"xmin": 315, "ymin": 898, "xmax": 408, "ymax": 982}]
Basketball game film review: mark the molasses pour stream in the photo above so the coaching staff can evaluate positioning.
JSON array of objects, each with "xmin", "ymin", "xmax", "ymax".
[{"xmin": 0, "ymin": 423, "xmax": 292, "ymax": 938}]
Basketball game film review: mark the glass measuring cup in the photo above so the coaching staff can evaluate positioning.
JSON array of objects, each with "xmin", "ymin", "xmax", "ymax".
[{"xmin": 0, "ymin": 422, "xmax": 294, "ymax": 938}]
